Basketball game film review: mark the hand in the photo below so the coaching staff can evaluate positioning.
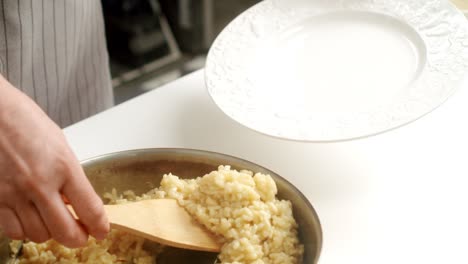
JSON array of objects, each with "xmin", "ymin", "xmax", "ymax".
[{"xmin": 0, "ymin": 76, "xmax": 109, "ymax": 248}]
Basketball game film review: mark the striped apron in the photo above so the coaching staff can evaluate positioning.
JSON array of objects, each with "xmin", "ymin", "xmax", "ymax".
[{"xmin": 0, "ymin": 0, "xmax": 113, "ymax": 128}]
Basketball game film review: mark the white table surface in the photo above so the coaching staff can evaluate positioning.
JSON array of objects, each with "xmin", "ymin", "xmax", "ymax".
[{"xmin": 64, "ymin": 69, "xmax": 468, "ymax": 264}]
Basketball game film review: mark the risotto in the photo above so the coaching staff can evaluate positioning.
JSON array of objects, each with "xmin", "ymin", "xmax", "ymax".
[{"xmin": 12, "ymin": 166, "xmax": 304, "ymax": 264}]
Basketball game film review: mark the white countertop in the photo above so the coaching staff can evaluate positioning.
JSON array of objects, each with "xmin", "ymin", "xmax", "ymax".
[{"xmin": 64, "ymin": 69, "xmax": 468, "ymax": 264}]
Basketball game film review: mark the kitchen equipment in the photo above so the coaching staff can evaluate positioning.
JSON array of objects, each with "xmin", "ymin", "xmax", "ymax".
[
  {"xmin": 102, "ymin": 0, "xmax": 181, "ymax": 87},
  {"xmin": 68, "ymin": 199, "xmax": 221, "ymax": 252},
  {"xmin": 2, "ymin": 148, "xmax": 322, "ymax": 263},
  {"xmin": 205, "ymin": 0, "xmax": 468, "ymax": 142}
]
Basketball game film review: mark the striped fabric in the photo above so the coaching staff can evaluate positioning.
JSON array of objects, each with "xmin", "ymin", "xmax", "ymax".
[{"xmin": 0, "ymin": 0, "xmax": 113, "ymax": 128}]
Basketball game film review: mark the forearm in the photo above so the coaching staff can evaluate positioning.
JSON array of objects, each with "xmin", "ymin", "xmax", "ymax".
[
  {"xmin": 0, "ymin": 74, "xmax": 53, "ymax": 132},
  {"xmin": 0, "ymin": 74, "xmax": 20, "ymax": 104},
  {"xmin": 0, "ymin": 74, "xmax": 33, "ymax": 116}
]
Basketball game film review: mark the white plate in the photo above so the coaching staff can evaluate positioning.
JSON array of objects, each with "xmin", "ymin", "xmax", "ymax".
[{"xmin": 205, "ymin": 0, "xmax": 468, "ymax": 142}]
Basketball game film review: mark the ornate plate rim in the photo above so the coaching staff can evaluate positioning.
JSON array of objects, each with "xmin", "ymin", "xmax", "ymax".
[{"xmin": 205, "ymin": 0, "xmax": 468, "ymax": 142}]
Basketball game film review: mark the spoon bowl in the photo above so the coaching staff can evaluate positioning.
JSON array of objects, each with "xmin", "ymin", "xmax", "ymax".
[{"xmin": 68, "ymin": 199, "xmax": 221, "ymax": 252}]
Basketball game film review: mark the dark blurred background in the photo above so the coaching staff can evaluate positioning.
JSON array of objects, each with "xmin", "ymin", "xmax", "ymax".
[{"xmin": 101, "ymin": 0, "xmax": 260, "ymax": 104}]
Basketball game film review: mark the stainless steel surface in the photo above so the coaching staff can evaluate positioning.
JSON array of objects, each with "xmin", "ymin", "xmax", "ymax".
[{"xmin": 2, "ymin": 148, "xmax": 322, "ymax": 263}]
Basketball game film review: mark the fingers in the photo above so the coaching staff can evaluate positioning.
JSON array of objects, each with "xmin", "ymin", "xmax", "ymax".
[
  {"xmin": 62, "ymin": 164, "xmax": 109, "ymax": 241},
  {"xmin": 0, "ymin": 207, "xmax": 24, "ymax": 240},
  {"xmin": 35, "ymin": 193, "xmax": 88, "ymax": 248},
  {"xmin": 15, "ymin": 200, "xmax": 50, "ymax": 243},
  {"xmin": 62, "ymin": 180, "xmax": 109, "ymax": 240}
]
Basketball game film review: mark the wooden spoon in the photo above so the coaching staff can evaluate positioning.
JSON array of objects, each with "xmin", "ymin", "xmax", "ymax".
[{"xmin": 69, "ymin": 199, "xmax": 221, "ymax": 252}]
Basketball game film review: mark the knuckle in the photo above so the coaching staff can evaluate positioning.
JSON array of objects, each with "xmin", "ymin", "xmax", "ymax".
[
  {"xmin": 10, "ymin": 158, "xmax": 32, "ymax": 181},
  {"xmin": 55, "ymin": 156, "xmax": 72, "ymax": 176},
  {"xmin": 13, "ymin": 171, "xmax": 46, "ymax": 195},
  {"xmin": 55, "ymin": 150, "xmax": 77, "ymax": 174},
  {"xmin": 14, "ymin": 174, "xmax": 36, "ymax": 192},
  {"xmin": 15, "ymin": 176, "xmax": 48, "ymax": 201}
]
